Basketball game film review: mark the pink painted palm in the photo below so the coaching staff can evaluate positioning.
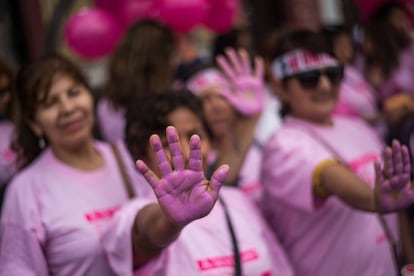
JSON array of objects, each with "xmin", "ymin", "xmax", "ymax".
[{"xmin": 136, "ymin": 126, "xmax": 229, "ymax": 226}]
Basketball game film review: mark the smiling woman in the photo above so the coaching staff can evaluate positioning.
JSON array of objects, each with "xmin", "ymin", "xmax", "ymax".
[
  {"xmin": 262, "ymin": 30, "xmax": 414, "ymax": 276},
  {"xmin": 0, "ymin": 55, "xmax": 153, "ymax": 276}
]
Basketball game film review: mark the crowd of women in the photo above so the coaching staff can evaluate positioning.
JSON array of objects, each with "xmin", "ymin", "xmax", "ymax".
[{"xmin": 0, "ymin": 1, "xmax": 414, "ymax": 275}]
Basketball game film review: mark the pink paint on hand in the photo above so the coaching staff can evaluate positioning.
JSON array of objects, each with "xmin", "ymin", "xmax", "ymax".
[
  {"xmin": 375, "ymin": 140, "xmax": 414, "ymax": 212},
  {"xmin": 136, "ymin": 126, "xmax": 229, "ymax": 226},
  {"xmin": 216, "ymin": 48, "xmax": 265, "ymax": 116}
]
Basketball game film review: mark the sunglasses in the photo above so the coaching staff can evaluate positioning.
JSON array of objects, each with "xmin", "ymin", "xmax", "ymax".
[{"xmin": 288, "ymin": 66, "xmax": 344, "ymax": 89}]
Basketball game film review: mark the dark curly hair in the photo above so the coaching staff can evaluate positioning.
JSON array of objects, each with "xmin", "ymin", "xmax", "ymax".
[{"xmin": 125, "ymin": 89, "xmax": 212, "ymax": 161}]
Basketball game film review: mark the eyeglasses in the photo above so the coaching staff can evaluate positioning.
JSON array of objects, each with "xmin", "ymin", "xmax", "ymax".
[{"xmin": 288, "ymin": 66, "xmax": 344, "ymax": 89}]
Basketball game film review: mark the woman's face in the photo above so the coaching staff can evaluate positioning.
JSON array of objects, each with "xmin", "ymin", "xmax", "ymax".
[
  {"xmin": 280, "ymin": 66, "xmax": 342, "ymax": 124},
  {"xmin": 333, "ymin": 33, "xmax": 354, "ymax": 65},
  {"xmin": 31, "ymin": 74, "xmax": 94, "ymax": 150},
  {"xmin": 388, "ymin": 7, "xmax": 411, "ymax": 37},
  {"xmin": 200, "ymin": 87, "xmax": 236, "ymax": 140},
  {"xmin": 146, "ymin": 107, "xmax": 211, "ymax": 177}
]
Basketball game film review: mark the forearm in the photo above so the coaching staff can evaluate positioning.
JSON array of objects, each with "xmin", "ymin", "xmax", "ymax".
[
  {"xmin": 132, "ymin": 203, "xmax": 183, "ymax": 267},
  {"xmin": 320, "ymin": 163, "xmax": 376, "ymax": 212}
]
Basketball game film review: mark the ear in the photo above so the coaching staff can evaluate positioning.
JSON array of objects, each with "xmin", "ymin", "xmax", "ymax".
[
  {"xmin": 28, "ymin": 119, "xmax": 43, "ymax": 138},
  {"xmin": 268, "ymin": 75, "xmax": 290, "ymax": 104}
]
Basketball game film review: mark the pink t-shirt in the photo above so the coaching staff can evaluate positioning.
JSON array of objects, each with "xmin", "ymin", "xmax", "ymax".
[
  {"xmin": 237, "ymin": 88, "xmax": 282, "ymax": 205},
  {"xmin": 102, "ymin": 187, "xmax": 294, "ymax": 276},
  {"xmin": 238, "ymin": 141, "xmax": 264, "ymax": 205},
  {"xmin": 0, "ymin": 121, "xmax": 16, "ymax": 185},
  {"xmin": 261, "ymin": 116, "xmax": 397, "ymax": 276},
  {"xmin": 334, "ymin": 65, "xmax": 377, "ymax": 119},
  {"xmin": 96, "ymin": 98, "xmax": 126, "ymax": 143},
  {"xmin": 0, "ymin": 141, "xmax": 152, "ymax": 276}
]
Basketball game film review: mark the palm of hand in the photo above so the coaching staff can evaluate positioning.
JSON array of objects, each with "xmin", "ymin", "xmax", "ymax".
[
  {"xmin": 228, "ymin": 77, "xmax": 264, "ymax": 116},
  {"xmin": 217, "ymin": 48, "xmax": 265, "ymax": 116},
  {"xmin": 154, "ymin": 170, "xmax": 217, "ymax": 226},
  {"xmin": 375, "ymin": 141, "xmax": 414, "ymax": 212},
  {"xmin": 136, "ymin": 126, "xmax": 229, "ymax": 227},
  {"xmin": 376, "ymin": 169, "xmax": 414, "ymax": 211}
]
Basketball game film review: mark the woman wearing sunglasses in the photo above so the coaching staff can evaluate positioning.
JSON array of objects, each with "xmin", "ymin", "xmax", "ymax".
[{"xmin": 262, "ymin": 30, "xmax": 414, "ymax": 276}]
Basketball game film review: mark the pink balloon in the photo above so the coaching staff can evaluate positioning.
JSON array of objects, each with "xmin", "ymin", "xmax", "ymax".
[
  {"xmin": 204, "ymin": 0, "xmax": 240, "ymax": 34},
  {"xmin": 117, "ymin": 0, "xmax": 158, "ymax": 27},
  {"xmin": 155, "ymin": 0, "xmax": 209, "ymax": 33},
  {"xmin": 94, "ymin": 0, "xmax": 119, "ymax": 12},
  {"xmin": 65, "ymin": 8, "xmax": 123, "ymax": 59}
]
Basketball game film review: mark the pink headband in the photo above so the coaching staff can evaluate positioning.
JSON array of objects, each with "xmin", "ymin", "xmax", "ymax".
[
  {"xmin": 186, "ymin": 68, "xmax": 230, "ymax": 96},
  {"xmin": 271, "ymin": 50, "xmax": 339, "ymax": 79}
]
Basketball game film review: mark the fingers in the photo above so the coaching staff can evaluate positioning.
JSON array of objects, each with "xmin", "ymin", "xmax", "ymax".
[
  {"xmin": 136, "ymin": 160, "xmax": 160, "ymax": 189},
  {"xmin": 150, "ymin": 134, "xmax": 173, "ymax": 177},
  {"xmin": 391, "ymin": 142, "xmax": 412, "ymax": 190},
  {"xmin": 254, "ymin": 56, "xmax": 265, "ymax": 80},
  {"xmin": 392, "ymin": 140, "xmax": 403, "ymax": 175},
  {"xmin": 188, "ymin": 134, "xmax": 203, "ymax": 172},
  {"xmin": 374, "ymin": 160, "xmax": 390, "ymax": 192},
  {"xmin": 167, "ymin": 126, "xmax": 185, "ymax": 171},
  {"xmin": 217, "ymin": 55, "xmax": 236, "ymax": 81},
  {"xmin": 210, "ymin": 165, "xmax": 229, "ymax": 193},
  {"xmin": 382, "ymin": 146, "xmax": 393, "ymax": 179},
  {"xmin": 239, "ymin": 49, "xmax": 252, "ymax": 75},
  {"xmin": 226, "ymin": 48, "xmax": 243, "ymax": 76},
  {"xmin": 402, "ymin": 144, "xmax": 412, "ymax": 175}
]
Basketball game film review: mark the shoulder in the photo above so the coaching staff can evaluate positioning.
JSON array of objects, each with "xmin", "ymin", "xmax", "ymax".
[
  {"xmin": 8, "ymin": 150, "xmax": 51, "ymax": 191},
  {"xmin": 264, "ymin": 124, "xmax": 324, "ymax": 156},
  {"xmin": 334, "ymin": 116, "xmax": 380, "ymax": 139}
]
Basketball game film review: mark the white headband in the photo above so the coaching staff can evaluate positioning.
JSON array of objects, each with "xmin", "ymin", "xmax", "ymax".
[
  {"xmin": 186, "ymin": 68, "xmax": 230, "ymax": 96},
  {"xmin": 271, "ymin": 50, "xmax": 338, "ymax": 79}
]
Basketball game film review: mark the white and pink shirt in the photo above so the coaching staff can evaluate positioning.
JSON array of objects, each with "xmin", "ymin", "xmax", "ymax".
[
  {"xmin": 261, "ymin": 116, "xmax": 397, "ymax": 276},
  {"xmin": 0, "ymin": 121, "xmax": 16, "ymax": 185},
  {"xmin": 0, "ymin": 141, "xmax": 152, "ymax": 276},
  {"xmin": 102, "ymin": 187, "xmax": 294, "ymax": 276}
]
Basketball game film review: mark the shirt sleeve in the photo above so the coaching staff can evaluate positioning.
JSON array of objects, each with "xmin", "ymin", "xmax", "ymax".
[
  {"xmin": 0, "ymin": 175, "xmax": 48, "ymax": 276},
  {"xmin": 261, "ymin": 128, "xmax": 334, "ymax": 213},
  {"xmin": 0, "ymin": 224, "xmax": 49, "ymax": 276},
  {"xmin": 101, "ymin": 198, "xmax": 157, "ymax": 276}
]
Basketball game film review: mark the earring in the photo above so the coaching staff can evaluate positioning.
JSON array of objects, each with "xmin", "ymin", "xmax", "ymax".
[{"xmin": 38, "ymin": 137, "xmax": 46, "ymax": 149}]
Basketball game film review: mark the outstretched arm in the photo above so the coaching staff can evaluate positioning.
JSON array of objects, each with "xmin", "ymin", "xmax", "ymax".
[
  {"xmin": 215, "ymin": 48, "xmax": 265, "ymax": 184},
  {"xmin": 131, "ymin": 126, "xmax": 229, "ymax": 267},
  {"xmin": 320, "ymin": 140, "xmax": 413, "ymax": 212}
]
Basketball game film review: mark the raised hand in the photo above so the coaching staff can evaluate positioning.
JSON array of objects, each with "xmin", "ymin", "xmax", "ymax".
[
  {"xmin": 136, "ymin": 126, "xmax": 229, "ymax": 226},
  {"xmin": 216, "ymin": 48, "xmax": 265, "ymax": 116},
  {"xmin": 374, "ymin": 140, "xmax": 414, "ymax": 213}
]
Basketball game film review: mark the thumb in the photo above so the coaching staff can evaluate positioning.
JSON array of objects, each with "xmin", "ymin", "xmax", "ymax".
[{"xmin": 210, "ymin": 165, "xmax": 229, "ymax": 194}]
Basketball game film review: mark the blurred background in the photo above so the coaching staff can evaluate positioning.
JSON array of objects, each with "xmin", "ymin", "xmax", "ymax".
[{"xmin": 0, "ymin": 0, "xmax": 413, "ymax": 87}]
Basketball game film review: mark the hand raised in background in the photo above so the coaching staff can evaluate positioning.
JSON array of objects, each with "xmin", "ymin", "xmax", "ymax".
[
  {"xmin": 136, "ymin": 126, "xmax": 229, "ymax": 226},
  {"xmin": 375, "ymin": 140, "xmax": 414, "ymax": 213},
  {"xmin": 216, "ymin": 48, "xmax": 265, "ymax": 116}
]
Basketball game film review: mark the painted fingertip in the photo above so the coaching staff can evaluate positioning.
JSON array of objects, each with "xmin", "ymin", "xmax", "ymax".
[
  {"xmin": 402, "ymin": 144, "xmax": 409, "ymax": 154},
  {"xmin": 216, "ymin": 55, "xmax": 225, "ymax": 62},
  {"xmin": 166, "ymin": 126, "xmax": 177, "ymax": 140},
  {"xmin": 136, "ymin": 160, "xmax": 146, "ymax": 171},
  {"xmin": 217, "ymin": 165, "xmax": 230, "ymax": 177},
  {"xmin": 190, "ymin": 133, "xmax": 200, "ymax": 141},
  {"xmin": 392, "ymin": 139, "xmax": 400, "ymax": 147}
]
